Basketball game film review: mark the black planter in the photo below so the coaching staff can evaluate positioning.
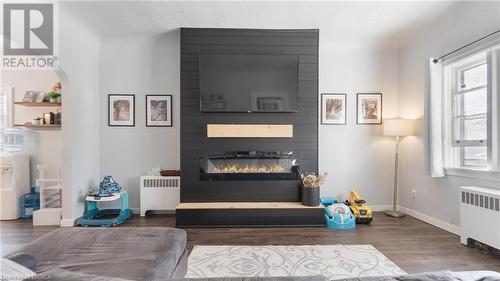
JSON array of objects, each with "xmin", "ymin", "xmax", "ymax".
[{"xmin": 301, "ymin": 186, "xmax": 320, "ymax": 206}]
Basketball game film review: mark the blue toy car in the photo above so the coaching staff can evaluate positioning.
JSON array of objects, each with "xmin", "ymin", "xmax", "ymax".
[{"xmin": 321, "ymin": 197, "xmax": 356, "ymax": 229}]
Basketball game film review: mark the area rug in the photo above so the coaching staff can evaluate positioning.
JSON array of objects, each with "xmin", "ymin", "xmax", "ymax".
[{"xmin": 186, "ymin": 245, "xmax": 406, "ymax": 280}]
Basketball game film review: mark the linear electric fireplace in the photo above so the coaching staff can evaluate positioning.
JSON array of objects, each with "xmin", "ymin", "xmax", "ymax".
[{"xmin": 200, "ymin": 151, "xmax": 298, "ymax": 181}]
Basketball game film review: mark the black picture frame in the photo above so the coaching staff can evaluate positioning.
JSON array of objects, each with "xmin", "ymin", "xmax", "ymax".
[
  {"xmin": 146, "ymin": 94, "xmax": 173, "ymax": 127},
  {"xmin": 321, "ymin": 93, "xmax": 347, "ymax": 125},
  {"xmin": 356, "ymin": 93, "xmax": 382, "ymax": 125},
  {"xmin": 108, "ymin": 94, "xmax": 135, "ymax": 127}
]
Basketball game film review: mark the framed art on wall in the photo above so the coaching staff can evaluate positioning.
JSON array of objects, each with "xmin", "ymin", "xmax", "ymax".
[
  {"xmin": 357, "ymin": 93, "xmax": 382, "ymax": 124},
  {"xmin": 146, "ymin": 95, "xmax": 172, "ymax": 127},
  {"xmin": 321, "ymin": 93, "xmax": 346, "ymax": 125},
  {"xmin": 108, "ymin": 94, "xmax": 135, "ymax": 127}
]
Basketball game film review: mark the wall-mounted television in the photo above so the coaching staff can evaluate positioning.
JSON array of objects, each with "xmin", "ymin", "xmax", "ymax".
[{"xmin": 200, "ymin": 54, "xmax": 298, "ymax": 112}]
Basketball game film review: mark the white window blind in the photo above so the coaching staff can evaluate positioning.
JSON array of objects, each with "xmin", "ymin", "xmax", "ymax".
[{"xmin": 0, "ymin": 87, "xmax": 13, "ymax": 129}]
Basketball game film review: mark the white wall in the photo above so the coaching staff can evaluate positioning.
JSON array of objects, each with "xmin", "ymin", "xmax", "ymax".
[
  {"xmin": 398, "ymin": 1, "xmax": 500, "ymax": 228},
  {"xmin": 99, "ymin": 34, "xmax": 180, "ymax": 209},
  {"xmin": 59, "ymin": 3, "xmax": 101, "ymax": 224},
  {"xmin": 95, "ymin": 33, "xmax": 400, "ymax": 211},
  {"xmin": 1, "ymin": 71, "xmax": 62, "ymax": 184},
  {"xmin": 319, "ymin": 41, "xmax": 400, "ymax": 206}
]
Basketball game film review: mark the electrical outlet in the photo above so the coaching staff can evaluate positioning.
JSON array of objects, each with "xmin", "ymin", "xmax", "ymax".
[{"xmin": 411, "ymin": 189, "xmax": 417, "ymax": 199}]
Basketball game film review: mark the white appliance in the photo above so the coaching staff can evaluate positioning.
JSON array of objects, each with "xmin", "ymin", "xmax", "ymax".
[
  {"xmin": 0, "ymin": 154, "xmax": 29, "ymax": 220},
  {"xmin": 140, "ymin": 176, "xmax": 180, "ymax": 216},
  {"xmin": 460, "ymin": 186, "xmax": 500, "ymax": 249}
]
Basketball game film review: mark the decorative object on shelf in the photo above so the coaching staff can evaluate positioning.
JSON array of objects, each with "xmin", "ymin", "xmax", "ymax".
[
  {"xmin": 300, "ymin": 171, "xmax": 327, "ymax": 206},
  {"xmin": 42, "ymin": 112, "xmax": 55, "ymax": 125},
  {"xmin": 383, "ymin": 118, "xmax": 413, "ymax": 218},
  {"xmin": 357, "ymin": 93, "xmax": 382, "ymax": 124},
  {"xmin": 47, "ymin": 81, "xmax": 61, "ymax": 103},
  {"xmin": 160, "ymin": 169, "xmax": 181, "ymax": 177},
  {"xmin": 22, "ymin": 91, "xmax": 41, "ymax": 102},
  {"xmin": 321, "ymin": 93, "xmax": 347, "ymax": 125},
  {"xmin": 32, "ymin": 118, "xmax": 41, "ymax": 125},
  {"xmin": 21, "ymin": 186, "xmax": 40, "ymax": 219},
  {"xmin": 146, "ymin": 95, "xmax": 172, "ymax": 127},
  {"xmin": 108, "ymin": 94, "xmax": 135, "ymax": 127}
]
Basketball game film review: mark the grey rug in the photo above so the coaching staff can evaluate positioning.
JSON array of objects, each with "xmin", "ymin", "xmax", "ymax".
[{"xmin": 186, "ymin": 245, "xmax": 406, "ymax": 280}]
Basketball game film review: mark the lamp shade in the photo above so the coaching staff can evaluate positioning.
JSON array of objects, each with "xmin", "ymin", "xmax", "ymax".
[{"xmin": 383, "ymin": 119, "xmax": 413, "ymax": 136}]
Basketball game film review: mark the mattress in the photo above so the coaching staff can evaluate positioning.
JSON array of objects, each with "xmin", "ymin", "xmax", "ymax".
[{"xmin": 5, "ymin": 227, "xmax": 187, "ymax": 281}]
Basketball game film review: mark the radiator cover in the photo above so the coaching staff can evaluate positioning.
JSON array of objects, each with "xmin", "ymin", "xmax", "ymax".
[
  {"xmin": 460, "ymin": 186, "xmax": 500, "ymax": 249},
  {"xmin": 140, "ymin": 176, "xmax": 180, "ymax": 216}
]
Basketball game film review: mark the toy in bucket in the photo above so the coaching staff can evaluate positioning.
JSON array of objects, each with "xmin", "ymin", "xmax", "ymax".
[{"xmin": 321, "ymin": 197, "xmax": 356, "ymax": 229}]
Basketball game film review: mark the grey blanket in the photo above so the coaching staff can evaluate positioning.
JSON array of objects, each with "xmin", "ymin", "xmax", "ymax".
[{"xmin": 7, "ymin": 227, "xmax": 187, "ymax": 281}]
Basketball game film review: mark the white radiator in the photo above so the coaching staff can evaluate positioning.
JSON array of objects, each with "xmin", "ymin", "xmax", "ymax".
[
  {"xmin": 140, "ymin": 176, "xmax": 180, "ymax": 216},
  {"xmin": 460, "ymin": 186, "xmax": 500, "ymax": 249}
]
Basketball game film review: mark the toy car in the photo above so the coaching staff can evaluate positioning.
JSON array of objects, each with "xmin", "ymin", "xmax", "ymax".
[
  {"xmin": 344, "ymin": 190, "xmax": 372, "ymax": 224},
  {"xmin": 320, "ymin": 197, "xmax": 356, "ymax": 229}
]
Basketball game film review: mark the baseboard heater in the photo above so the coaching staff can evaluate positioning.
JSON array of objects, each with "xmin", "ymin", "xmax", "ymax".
[{"xmin": 460, "ymin": 186, "xmax": 500, "ymax": 249}]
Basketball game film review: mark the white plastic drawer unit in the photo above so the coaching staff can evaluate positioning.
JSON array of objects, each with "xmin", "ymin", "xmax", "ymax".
[
  {"xmin": 140, "ymin": 176, "xmax": 180, "ymax": 216},
  {"xmin": 460, "ymin": 186, "xmax": 500, "ymax": 250}
]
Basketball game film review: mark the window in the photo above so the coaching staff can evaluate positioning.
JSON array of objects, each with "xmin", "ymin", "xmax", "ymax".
[
  {"xmin": 0, "ymin": 87, "xmax": 13, "ymax": 129},
  {"xmin": 451, "ymin": 59, "xmax": 488, "ymax": 168},
  {"xmin": 444, "ymin": 49, "xmax": 498, "ymax": 172}
]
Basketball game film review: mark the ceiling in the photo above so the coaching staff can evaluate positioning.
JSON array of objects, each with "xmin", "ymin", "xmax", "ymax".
[{"xmin": 61, "ymin": 1, "xmax": 455, "ymax": 44}]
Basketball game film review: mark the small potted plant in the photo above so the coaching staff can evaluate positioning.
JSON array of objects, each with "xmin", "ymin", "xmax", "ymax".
[
  {"xmin": 47, "ymin": 81, "xmax": 61, "ymax": 103},
  {"xmin": 300, "ymin": 171, "xmax": 327, "ymax": 206}
]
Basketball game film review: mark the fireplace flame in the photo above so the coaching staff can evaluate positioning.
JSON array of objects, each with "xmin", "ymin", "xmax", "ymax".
[{"xmin": 213, "ymin": 163, "xmax": 285, "ymax": 173}]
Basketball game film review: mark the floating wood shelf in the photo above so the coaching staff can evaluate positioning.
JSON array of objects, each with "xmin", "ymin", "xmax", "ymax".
[
  {"xmin": 176, "ymin": 202, "xmax": 323, "ymax": 209},
  {"xmin": 207, "ymin": 124, "xmax": 293, "ymax": 138},
  {"xmin": 176, "ymin": 202, "xmax": 325, "ymax": 227},
  {"xmin": 14, "ymin": 102, "xmax": 61, "ymax": 107},
  {"xmin": 14, "ymin": 124, "xmax": 61, "ymax": 129}
]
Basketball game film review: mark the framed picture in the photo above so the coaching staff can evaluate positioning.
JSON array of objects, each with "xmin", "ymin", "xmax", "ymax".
[
  {"xmin": 108, "ymin": 94, "xmax": 135, "ymax": 127},
  {"xmin": 22, "ymin": 91, "xmax": 40, "ymax": 102},
  {"xmin": 357, "ymin": 93, "xmax": 382, "ymax": 124},
  {"xmin": 321, "ymin": 93, "xmax": 346, "ymax": 125},
  {"xmin": 146, "ymin": 95, "xmax": 172, "ymax": 127}
]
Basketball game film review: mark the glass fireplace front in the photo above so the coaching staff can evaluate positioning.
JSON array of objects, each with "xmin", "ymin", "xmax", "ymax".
[{"xmin": 200, "ymin": 151, "xmax": 298, "ymax": 181}]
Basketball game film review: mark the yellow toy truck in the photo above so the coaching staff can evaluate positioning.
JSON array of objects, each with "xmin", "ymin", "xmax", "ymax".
[{"xmin": 344, "ymin": 190, "xmax": 373, "ymax": 224}]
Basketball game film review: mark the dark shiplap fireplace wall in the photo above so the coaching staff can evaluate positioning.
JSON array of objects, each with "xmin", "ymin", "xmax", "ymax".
[{"xmin": 180, "ymin": 28, "xmax": 319, "ymax": 202}]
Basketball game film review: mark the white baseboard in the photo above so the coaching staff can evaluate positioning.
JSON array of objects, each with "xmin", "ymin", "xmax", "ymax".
[
  {"xmin": 60, "ymin": 218, "xmax": 75, "ymax": 227},
  {"xmin": 399, "ymin": 206, "xmax": 460, "ymax": 235},
  {"xmin": 370, "ymin": 205, "xmax": 392, "ymax": 212}
]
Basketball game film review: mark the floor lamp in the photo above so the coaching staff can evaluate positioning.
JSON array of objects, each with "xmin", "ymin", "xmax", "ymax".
[{"xmin": 383, "ymin": 119, "xmax": 413, "ymax": 218}]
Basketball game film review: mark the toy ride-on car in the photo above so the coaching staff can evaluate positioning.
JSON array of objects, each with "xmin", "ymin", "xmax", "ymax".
[{"xmin": 344, "ymin": 190, "xmax": 373, "ymax": 224}]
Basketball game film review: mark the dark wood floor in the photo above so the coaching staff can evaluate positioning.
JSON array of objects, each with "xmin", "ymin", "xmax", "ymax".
[{"xmin": 1, "ymin": 212, "xmax": 499, "ymax": 274}]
